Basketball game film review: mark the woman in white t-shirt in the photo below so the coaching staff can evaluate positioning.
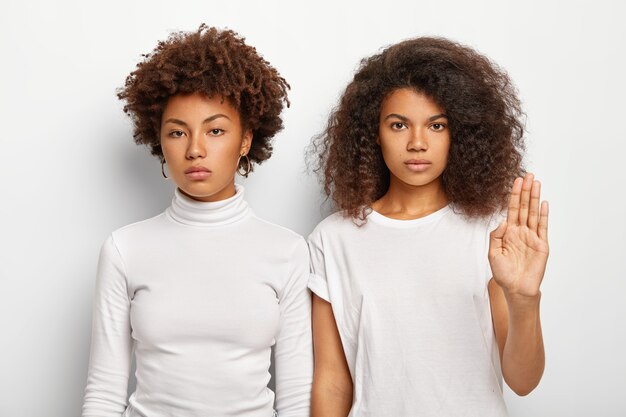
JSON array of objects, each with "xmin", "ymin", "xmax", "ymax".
[
  {"xmin": 82, "ymin": 25, "xmax": 312, "ymax": 417},
  {"xmin": 308, "ymin": 37, "xmax": 548, "ymax": 416}
]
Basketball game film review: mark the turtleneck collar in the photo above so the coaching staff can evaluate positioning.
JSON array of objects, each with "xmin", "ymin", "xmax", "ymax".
[{"xmin": 166, "ymin": 184, "xmax": 251, "ymax": 227}]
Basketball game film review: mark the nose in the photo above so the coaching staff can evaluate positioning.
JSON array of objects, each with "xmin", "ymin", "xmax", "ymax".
[
  {"xmin": 186, "ymin": 132, "xmax": 206, "ymax": 160},
  {"xmin": 407, "ymin": 128, "xmax": 428, "ymax": 152}
]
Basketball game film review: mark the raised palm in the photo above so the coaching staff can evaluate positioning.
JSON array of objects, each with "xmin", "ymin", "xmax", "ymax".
[{"xmin": 489, "ymin": 174, "xmax": 549, "ymax": 298}]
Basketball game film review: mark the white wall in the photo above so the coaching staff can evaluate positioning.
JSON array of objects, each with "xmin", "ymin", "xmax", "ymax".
[{"xmin": 1, "ymin": 0, "xmax": 624, "ymax": 416}]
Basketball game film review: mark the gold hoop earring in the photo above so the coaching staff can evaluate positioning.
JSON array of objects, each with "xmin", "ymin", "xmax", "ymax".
[
  {"xmin": 237, "ymin": 154, "xmax": 252, "ymax": 177},
  {"xmin": 161, "ymin": 158, "xmax": 169, "ymax": 179}
]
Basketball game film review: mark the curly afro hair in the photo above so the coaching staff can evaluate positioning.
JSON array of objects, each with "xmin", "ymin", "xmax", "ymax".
[
  {"xmin": 118, "ymin": 24, "xmax": 290, "ymax": 173},
  {"xmin": 311, "ymin": 37, "xmax": 525, "ymax": 220}
]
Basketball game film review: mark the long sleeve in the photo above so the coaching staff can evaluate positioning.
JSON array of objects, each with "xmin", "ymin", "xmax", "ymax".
[
  {"xmin": 273, "ymin": 237, "xmax": 313, "ymax": 417},
  {"xmin": 82, "ymin": 235, "xmax": 132, "ymax": 417}
]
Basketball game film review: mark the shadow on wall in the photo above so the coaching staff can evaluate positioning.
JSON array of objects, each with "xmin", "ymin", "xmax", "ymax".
[{"xmin": 114, "ymin": 134, "xmax": 173, "ymax": 219}]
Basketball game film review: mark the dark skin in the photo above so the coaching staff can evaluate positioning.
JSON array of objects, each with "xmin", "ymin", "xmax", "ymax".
[
  {"xmin": 312, "ymin": 89, "xmax": 548, "ymax": 416},
  {"xmin": 160, "ymin": 92, "xmax": 252, "ymax": 202},
  {"xmin": 311, "ymin": 296, "xmax": 353, "ymax": 416}
]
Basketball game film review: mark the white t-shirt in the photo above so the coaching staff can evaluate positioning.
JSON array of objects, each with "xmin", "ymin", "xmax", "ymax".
[
  {"xmin": 308, "ymin": 205, "xmax": 508, "ymax": 417},
  {"xmin": 82, "ymin": 185, "xmax": 313, "ymax": 417}
]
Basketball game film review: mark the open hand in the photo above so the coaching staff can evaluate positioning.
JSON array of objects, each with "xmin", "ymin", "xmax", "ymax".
[{"xmin": 489, "ymin": 173, "xmax": 549, "ymax": 299}]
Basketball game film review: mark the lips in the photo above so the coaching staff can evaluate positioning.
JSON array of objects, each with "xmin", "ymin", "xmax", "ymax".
[
  {"xmin": 185, "ymin": 166, "xmax": 210, "ymax": 174},
  {"xmin": 404, "ymin": 159, "xmax": 432, "ymax": 172},
  {"xmin": 184, "ymin": 165, "xmax": 211, "ymax": 180}
]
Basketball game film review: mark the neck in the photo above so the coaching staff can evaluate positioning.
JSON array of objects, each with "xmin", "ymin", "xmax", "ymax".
[{"xmin": 372, "ymin": 175, "xmax": 448, "ymax": 220}]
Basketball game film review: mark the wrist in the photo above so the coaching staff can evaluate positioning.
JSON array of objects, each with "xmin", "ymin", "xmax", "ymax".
[{"xmin": 503, "ymin": 290, "xmax": 542, "ymax": 312}]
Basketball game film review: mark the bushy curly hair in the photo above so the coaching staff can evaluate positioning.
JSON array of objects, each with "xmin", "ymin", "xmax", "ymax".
[
  {"xmin": 311, "ymin": 37, "xmax": 525, "ymax": 219},
  {"xmin": 118, "ymin": 24, "xmax": 290, "ymax": 172}
]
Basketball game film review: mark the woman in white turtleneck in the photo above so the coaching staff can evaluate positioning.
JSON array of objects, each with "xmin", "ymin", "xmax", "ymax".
[{"xmin": 82, "ymin": 26, "xmax": 312, "ymax": 417}]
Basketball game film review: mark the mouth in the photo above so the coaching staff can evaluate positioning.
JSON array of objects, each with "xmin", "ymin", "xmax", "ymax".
[
  {"xmin": 404, "ymin": 159, "xmax": 432, "ymax": 172},
  {"xmin": 184, "ymin": 166, "xmax": 211, "ymax": 180}
]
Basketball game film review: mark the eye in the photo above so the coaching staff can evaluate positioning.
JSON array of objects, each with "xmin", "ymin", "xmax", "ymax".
[
  {"xmin": 169, "ymin": 130, "xmax": 185, "ymax": 138},
  {"xmin": 390, "ymin": 122, "xmax": 407, "ymax": 131},
  {"xmin": 430, "ymin": 123, "xmax": 446, "ymax": 131},
  {"xmin": 209, "ymin": 128, "xmax": 225, "ymax": 136}
]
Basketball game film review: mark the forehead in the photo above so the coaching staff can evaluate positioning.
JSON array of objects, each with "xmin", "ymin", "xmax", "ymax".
[
  {"xmin": 162, "ymin": 92, "xmax": 240, "ymax": 121},
  {"xmin": 380, "ymin": 88, "xmax": 445, "ymax": 118}
]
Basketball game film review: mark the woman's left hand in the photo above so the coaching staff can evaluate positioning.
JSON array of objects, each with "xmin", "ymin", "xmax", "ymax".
[{"xmin": 489, "ymin": 173, "xmax": 549, "ymax": 300}]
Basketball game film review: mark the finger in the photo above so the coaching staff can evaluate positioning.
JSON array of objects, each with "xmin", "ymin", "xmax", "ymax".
[
  {"xmin": 489, "ymin": 221, "xmax": 507, "ymax": 253},
  {"xmin": 528, "ymin": 180, "xmax": 541, "ymax": 232},
  {"xmin": 507, "ymin": 177, "xmax": 523, "ymax": 225},
  {"xmin": 538, "ymin": 201, "xmax": 549, "ymax": 241},
  {"xmin": 490, "ymin": 220, "xmax": 507, "ymax": 239},
  {"xmin": 518, "ymin": 173, "xmax": 534, "ymax": 227}
]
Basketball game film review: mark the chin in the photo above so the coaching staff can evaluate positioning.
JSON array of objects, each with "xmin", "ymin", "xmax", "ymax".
[
  {"xmin": 183, "ymin": 187, "xmax": 220, "ymax": 197},
  {"xmin": 394, "ymin": 172, "xmax": 442, "ymax": 188},
  {"xmin": 179, "ymin": 180, "xmax": 234, "ymax": 201},
  {"xmin": 398, "ymin": 175, "xmax": 436, "ymax": 186}
]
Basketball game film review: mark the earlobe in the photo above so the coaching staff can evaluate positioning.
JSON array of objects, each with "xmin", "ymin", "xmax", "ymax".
[{"xmin": 241, "ymin": 130, "xmax": 253, "ymax": 154}]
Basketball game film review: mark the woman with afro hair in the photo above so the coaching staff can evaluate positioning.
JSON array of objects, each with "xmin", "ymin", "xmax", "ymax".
[
  {"xmin": 308, "ymin": 37, "xmax": 549, "ymax": 416},
  {"xmin": 82, "ymin": 25, "xmax": 312, "ymax": 417}
]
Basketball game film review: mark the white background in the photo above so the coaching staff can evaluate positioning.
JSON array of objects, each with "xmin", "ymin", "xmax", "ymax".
[{"xmin": 1, "ymin": 0, "xmax": 624, "ymax": 416}]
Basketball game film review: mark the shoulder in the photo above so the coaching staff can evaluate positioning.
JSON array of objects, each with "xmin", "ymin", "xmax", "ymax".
[
  {"xmin": 308, "ymin": 211, "xmax": 359, "ymax": 242},
  {"xmin": 447, "ymin": 206, "xmax": 504, "ymax": 233},
  {"xmin": 248, "ymin": 214, "xmax": 307, "ymax": 252},
  {"xmin": 444, "ymin": 208, "xmax": 505, "ymax": 255},
  {"xmin": 246, "ymin": 216, "xmax": 310, "ymax": 288},
  {"xmin": 109, "ymin": 212, "xmax": 168, "ymax": 251}
]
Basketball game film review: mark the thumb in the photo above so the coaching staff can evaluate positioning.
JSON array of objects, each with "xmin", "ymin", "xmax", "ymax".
[{"xmin": 489, "ymin": 221, "xmax": 507, "ymax": 251}]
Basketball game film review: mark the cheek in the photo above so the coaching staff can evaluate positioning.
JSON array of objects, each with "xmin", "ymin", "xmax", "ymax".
[
  {"xmin": 161, "ymin": 139, "xmax": 183, "ymax": 160},
  {"xmin": 438, "ymin": 136, "xmax": 452, "ymax": 161},
  {"xmin": 443, "ymin": 144, "xmax": 451, "ymax": 161},
  {"xmin": 379, "ymin": 138, "xmax": 401, "ymax": 160},
  {"xmin": 380, "ymin": 146, "xmax": 406, "ymax": 174},
  {"xmin": 379, "ymin": 144, "xmax": 396, "ymax": 166},
  {"xmin": 206, "ymin": 137, "xmax": 242, "ymax": 164}
]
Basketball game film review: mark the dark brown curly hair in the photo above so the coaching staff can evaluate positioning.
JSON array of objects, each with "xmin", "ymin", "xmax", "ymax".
[
  {"xmin": 311, "ymin": 37, "xmax": 525, "ymax": 219},
  {"xmin": 118, "ymin": 24, "xmax": 290, "ymax": 173}
]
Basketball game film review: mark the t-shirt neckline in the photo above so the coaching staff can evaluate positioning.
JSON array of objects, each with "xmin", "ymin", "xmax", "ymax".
[{"xmin": 367, "ymin": 204, "xmax": 452, "ymax": 228}]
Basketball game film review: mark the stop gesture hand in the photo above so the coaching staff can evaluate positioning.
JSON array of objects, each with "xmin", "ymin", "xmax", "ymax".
[{"xmin": 489, "ymin": 173, "xmax": 549, "ymax": 300}]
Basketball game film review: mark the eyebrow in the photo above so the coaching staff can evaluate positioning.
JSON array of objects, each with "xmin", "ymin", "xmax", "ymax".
[
  {"xmin": 383, "ymin": 113, "xmax": 448, "ymax": 122},
  {"xmin": 428, "ymin": 113, "xmax": 448, "ymax": 122},
  {"xmin": 384, "ymin": 113, "xmax": 410, "ymax": 122},
  {"xmin": 163, "ymin": 114, "xmax": 231, "ymax": 126}
]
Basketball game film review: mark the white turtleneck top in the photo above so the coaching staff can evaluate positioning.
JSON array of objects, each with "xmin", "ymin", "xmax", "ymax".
[{"xmin": 82, "ymin": 186, "xmax": 313, "ymax": 417}]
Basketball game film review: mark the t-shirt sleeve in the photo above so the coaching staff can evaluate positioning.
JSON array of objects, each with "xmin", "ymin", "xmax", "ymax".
[
  {"xmin": 273, "ymin": 237, "xmax": 313, "ymax": 417},
  {"xmin": 306, "ymin": 228, "xmax": 330, "ymax": 302},
  {"xmin": 82, "ymin": 235, "xmax": 132, "ymax": 417}
]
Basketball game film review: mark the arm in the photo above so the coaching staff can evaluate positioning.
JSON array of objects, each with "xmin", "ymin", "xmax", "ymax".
[
  {"xmin": 311, "ymin": 294, "xmax": 353, "ymax": 417},
  {"xmin": 82, "ymin": 235, "xmax": 132, "ymax": 417},
  {"xmin": 274, "ymin": 238, "xmax": 314, "ymax": 417},
  {"xmin": 488, "ymin": 173, "xmax": 549, "ymax": 396}
]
